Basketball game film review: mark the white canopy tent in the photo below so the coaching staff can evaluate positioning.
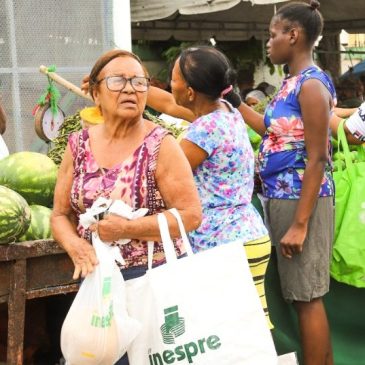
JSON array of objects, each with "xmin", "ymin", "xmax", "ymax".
[
  {"xmin": 131, "ymin": 0, "xmax": 287, "ymax": 22},
  {"xmin": 131, "ymin": 0, "xmax": 365, "ymax": 41},
  {"xmin": 131, "ymin": 0, "xmax": 287, "ymax": 41}
]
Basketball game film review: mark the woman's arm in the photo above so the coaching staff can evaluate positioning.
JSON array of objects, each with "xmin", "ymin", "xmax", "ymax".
[
  {"xmin": 51, "ymin": 145, "xmax": 99, "ymax": 279},
  {"xmin": 280, "ymin": 79, "xmax": 331, "ymax": 259},
  {"xmin": 95, "ymin": 135, "xmax": 202, "ymax": 242},
  {"xmin": 237, "ymin": 102, "xmax": 266, "ymax": 136},
  {"xmin": 179, "ymin": 139, "xmax": 208, "ymax": 170},
  {"xmin": 330, "ymin": 113, "xmax": 362, "ymax": 145},
  {"xmin": 148, "ymin": 86, "xmax": 268, "ymax": 136},
  {"xmin": 334, "ymin": 106, "xmax": 357, "ymax": 119},
  {"xmin": 147, "ymin": 86, "xmax": 195, "ymax": 122}
]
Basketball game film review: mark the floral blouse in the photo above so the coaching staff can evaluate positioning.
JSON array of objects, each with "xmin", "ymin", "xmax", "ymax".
[
  {"xmin": 68, "ymin": 126, "xmax": 183, "ymax": 269},
  {"xmin": 258, "ymin": 66, "xmax": 337, "ymax": 199},
  {"xmin": 184, "ymin": 101, "xmax": 268, "ymax": 252}
]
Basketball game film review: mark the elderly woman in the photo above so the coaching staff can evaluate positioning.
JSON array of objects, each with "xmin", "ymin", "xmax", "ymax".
[
  {"xmin": 51, "ymin": 49, "xmax": 201, "ymax": 288},
  {"xmin": 245, "ymin": 89, "xmax": 266, "ymax": 108}
]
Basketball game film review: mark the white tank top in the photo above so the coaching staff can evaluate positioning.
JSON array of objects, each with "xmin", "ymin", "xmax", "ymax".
[{"xmin": 346, "ymin": 102, "xmax": 365, "ymax": 142}]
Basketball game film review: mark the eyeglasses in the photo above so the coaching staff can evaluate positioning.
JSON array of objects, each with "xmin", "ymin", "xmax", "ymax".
[{"xmin": 96, "ymin": 75, "xmax": 150, "ymax": 92}]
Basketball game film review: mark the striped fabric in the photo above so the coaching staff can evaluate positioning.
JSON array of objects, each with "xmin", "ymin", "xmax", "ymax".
[{"xmin": 244, "ymin": 235, "xmax": 273, "ymax": 329}]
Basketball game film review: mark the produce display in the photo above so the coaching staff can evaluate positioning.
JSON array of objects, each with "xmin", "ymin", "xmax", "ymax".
[
  {"xmin": 0, "ymin": 151, "xmax": 58, "ymax": 207},
  {"xmin": 47, "ymin": 111, "xmax": 82, "ymax": 165},
  {"xmin": 143, "ymin": 110, "xmax": 187, "ymax": 139},
  {"xmin": 18, "ymin": 205, "xmax": 53, "ymax": 242},
  {"xmin": 0, "ymin": 185, "xmax": 31, "ymax": 244}
]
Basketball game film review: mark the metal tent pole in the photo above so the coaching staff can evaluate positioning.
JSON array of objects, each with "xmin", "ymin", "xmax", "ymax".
[{"xmin": 6, "ymin": 0, "xmax": 24, "ymax": 151}]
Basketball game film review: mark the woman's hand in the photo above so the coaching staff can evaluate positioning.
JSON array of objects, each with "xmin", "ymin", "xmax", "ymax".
[
  {"xmin": 81, "ymin": 74, "xmax": 90, "ymax": 94},
  {"xmin": 68, "ymin": 238, "xmax": 99, "ymax": 279},
  {"xmin": 90, "ymin": 214, "xmax": 128, "ymax": 242},
  {"xmin": 280, "ymin": 222, "xmax": 308, "ymax": 259}
]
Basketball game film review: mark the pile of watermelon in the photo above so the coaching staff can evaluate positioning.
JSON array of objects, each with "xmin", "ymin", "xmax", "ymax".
[{"xmin": 0, "ymin": 151, "xmax": 57, "ymax": 244}]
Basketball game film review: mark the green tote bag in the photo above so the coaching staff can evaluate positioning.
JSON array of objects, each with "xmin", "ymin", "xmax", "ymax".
[{"xmin": 331, "ymin": 120, "xmax": 365, "ymax": 288}]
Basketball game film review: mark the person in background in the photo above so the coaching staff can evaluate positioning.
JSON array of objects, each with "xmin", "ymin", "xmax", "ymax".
[
  {"xmin": 237, "ymin": 66, "xmax": 255, "ymax": 101},
  {"xmin": 245, "ymin": 89, "xmax": 267, "ymax": 107},
  {"xmin": 147, "ymin": 46, "xmax": 273, "ymax": 329},
  {"xmin": 336, "ymin": 76, "xmax": 363, "ymax": 108},
  {"xmin": 256, "ymin": 81, "xmax": 276, "ymax": 97},
  {"xmin": 55, "ymin": 49, "xmax": 202, "ymax": 365},
  {"xmin": 331, "ymin": 102, "xmax": 365, "ymax": 143},
  {"xmin": 0, "ymin": 102, "xmax": 9, "ymax": 158},
  {"xmin": 360, "ymin": 74, "xmax": 365, "ymax": 99},
  {"xmin": 236, "ymin": 1, "xmax": 335, "ymax": 364}
]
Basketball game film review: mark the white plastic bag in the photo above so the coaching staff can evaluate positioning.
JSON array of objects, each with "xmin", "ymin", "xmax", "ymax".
[
  {"xmin": 61, "ymin": 198, "xmax": 145, "ymax": 365},
  {"xmin": 61, "ymin": 233, "xmax": 141, "ymax": 365}
]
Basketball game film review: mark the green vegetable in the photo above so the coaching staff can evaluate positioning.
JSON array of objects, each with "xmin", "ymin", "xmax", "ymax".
[
  {"xmin": 143, "ymin": 110, "xmax": 187, "ymax": 139},
  {"xmin": 0, "ymin": 152, "xmax": 58, "ymax": 207},
  {"xmin": 47, "ymin": 112, "xmax": 82, "ymax": 165},
  {"xmin": 18, "ymin": 205, "xmax": 52, "ymax": 241},
  {"xmin": 0, "ymin": 185, "xmax": 31, "ymax": 244}
]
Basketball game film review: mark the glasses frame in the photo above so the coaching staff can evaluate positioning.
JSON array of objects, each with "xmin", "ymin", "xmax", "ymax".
[{"xmin": 96, "ymin": 75, "xmax": 150, "ymax": 92}]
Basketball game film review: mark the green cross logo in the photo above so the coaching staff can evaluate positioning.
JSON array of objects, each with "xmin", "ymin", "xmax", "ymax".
[{"xmin": 160, "ymin": 305, "xmax": 185, "ymax": 344}]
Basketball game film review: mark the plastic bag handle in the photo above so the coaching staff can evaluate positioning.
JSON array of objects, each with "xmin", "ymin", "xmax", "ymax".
[
  {"xmin": 337, "ymin": 119, "xmax": 355, "ymax": 181},
  {"xmin": 157, "ymin": 213, "xmax": 179, "ymax": 265},
  {"xmin": 149, "ymin": 210, "xmax": 194, "ymax": 269},
  {"xmin": 168, "ymin": 208, "xmax": 194, "ymax": 256},
  {"xmin": 147, "ymin": 241, "xmax": 154, "ymax": 270},
  {"xmin": 357, "ymin": 144, "xmax": 365, "ymax": 161}
]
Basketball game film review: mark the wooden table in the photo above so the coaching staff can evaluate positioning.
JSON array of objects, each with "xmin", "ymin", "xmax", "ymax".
[{"xmin": 0, "ymin": 240, "xmax": 78, "ymax": 365}]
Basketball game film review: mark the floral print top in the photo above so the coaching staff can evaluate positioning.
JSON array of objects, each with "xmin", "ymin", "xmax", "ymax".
[
  {"xmin": 184, "ymin": 101, "xmax": 268, "ymax": 252},
  {"xmin": 68, "ymin": 126, "xmax": 183, "ymax": 269},
  {"xmin": 258, "ymin": 66, "xmax": 337, "ymax": 199}
]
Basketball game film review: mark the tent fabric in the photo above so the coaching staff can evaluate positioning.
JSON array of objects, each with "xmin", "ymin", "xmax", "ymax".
[
  {"xmin": 131, "ymin": 0, "xmax": 286, "ymax": 22},
  {"xmin": 131, "ymin": 0, "xmax": 365, "ymax": 41},
  {"xmin": 341, "ymin": 60, "xmax": 365, "ymax": 78},
  {"xmin": 266, "ymin": 250, "xmax": 365, "ymax": 365}
]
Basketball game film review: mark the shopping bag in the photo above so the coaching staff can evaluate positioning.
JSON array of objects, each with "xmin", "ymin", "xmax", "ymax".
[
  {"xmin": 61, "ymin": 233, "xmax": 141, "ymax": 365},
  {"xmin": 61, "ymin": 198, "xmax": 143, "ymax": 365},
  {"xmin": 331, "ymin": 120, "xmax": 365, "ymax": 287},
  {"xmin": 126, "ymin": 208, "xmax": 277, "ymax": 365},
  {"xmin": 278, "ymin": 352, "xmax": 299, "ymax": 365}
]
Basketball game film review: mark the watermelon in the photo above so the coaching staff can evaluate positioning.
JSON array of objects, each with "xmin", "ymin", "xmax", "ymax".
[
  {"xmin": 0, "ymin": 185, "xmax": 31, "ymax": 244},
  {"xmin": 0, "ymin": 152, "xmax": 58, "ymax": 207},
  {"xmin": 19, "ymin": 205, "xmax": 53, "ymax": 241}
]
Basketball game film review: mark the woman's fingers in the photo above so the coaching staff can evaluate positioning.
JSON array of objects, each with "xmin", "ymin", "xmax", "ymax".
[
  {"xmin": 81, "ymin": 74, "xmax": 90, "ymax": 94},
  {"xmin": 73, "ymin": 265, "xmax": 81, "ymax": 280},
  {"xmin": 71, "ymin": 241, "xmax": 99, "ymax": 279},
  {"xmin": 281, "ymin": 245, "xmax": 292, "ymax": 259},
  {"xmin": 72, "ymin": 259, "xmax": 97, "ymax": 280},
  {"xmin": 80, "ymin": 262, "xmax": 89, "ymax": 278}
]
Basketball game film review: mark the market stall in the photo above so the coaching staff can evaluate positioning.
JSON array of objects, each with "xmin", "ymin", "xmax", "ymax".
[
  {"xmin": 0, "ymin": 65, "xmax": 364, "ymax": 365},
  {"xmin": 0, "ymin": 240, "xmax": 77, "ymax": 365}
]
